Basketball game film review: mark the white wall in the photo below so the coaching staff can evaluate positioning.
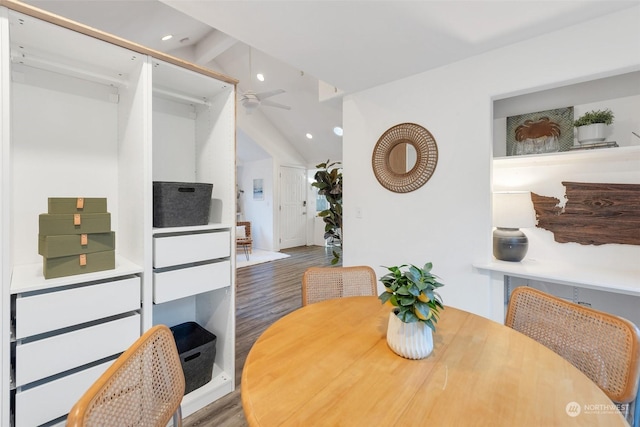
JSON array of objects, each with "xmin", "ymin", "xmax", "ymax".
[
  {"xmin": 343, "ymin": 6, "xmax": 640, "ymax": 319},
  {"xmin": 237, "ymin": 158, "xmax": 274, "ymax": 251},
  {"xmin": 237, "ymin": 109, "xmax": 306, "ymax": 166},
  {"xmin": 237, "ymin": 110, "xmax": 307, "ymax": 250}
]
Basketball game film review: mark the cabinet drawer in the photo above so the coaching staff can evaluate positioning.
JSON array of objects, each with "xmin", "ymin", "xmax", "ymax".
[
  {"xmin": 153, "ymin": 231, "xmax": 230, "ymax": 268},
  {"xmin": 16, "ymin": 276, "xmax": 140, "ymax": 339},
  {"xmin": 15, "ymin": 314, "xmax": 140, "ymax": 387},
  {"xmin": 15, "ymin": 359, "xmax": 112, "ymax": 427},
  {"xmin": 154, "ymin": 260, "xmax": 230, "ymax": 303}
]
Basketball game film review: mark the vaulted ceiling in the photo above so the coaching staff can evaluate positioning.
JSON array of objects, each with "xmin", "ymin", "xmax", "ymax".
[{"xmin": 23, "ymin": 0, "xmax": 638, "ymax": 166}]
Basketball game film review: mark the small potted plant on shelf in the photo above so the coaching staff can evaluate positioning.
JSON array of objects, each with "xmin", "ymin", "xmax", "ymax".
[
  {"xmin": 378, "ymin": 262, "xmax": 445, "ymax": 359},
  {"xmin": 573, "ymin": 108, "xmax": 614, "ymax": 144}
]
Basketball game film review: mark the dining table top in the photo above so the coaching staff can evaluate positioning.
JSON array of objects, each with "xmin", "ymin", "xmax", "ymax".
[{"xmin": 241, "ymin": 296, "xmax": 628, "ymax": 426}]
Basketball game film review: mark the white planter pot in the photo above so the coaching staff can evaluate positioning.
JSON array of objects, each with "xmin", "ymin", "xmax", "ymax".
[
  {"xmin": 386, "ymin": 310, "xmax": 433, "ymax": 359},
  {"xmin": 576, "ymin": 123, "xmax": 607, "ymax": 143}
]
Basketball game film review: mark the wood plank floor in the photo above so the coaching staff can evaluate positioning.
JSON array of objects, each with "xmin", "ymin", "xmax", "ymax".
[{"xmin": 183, "ymin": 245, "xmax": 336, "ymax": 427}]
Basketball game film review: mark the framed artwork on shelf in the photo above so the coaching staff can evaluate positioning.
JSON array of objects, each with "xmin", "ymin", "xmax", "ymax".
[{"xmin": 506, "ymin": 107, "xmax": 574, "ymax": 156}]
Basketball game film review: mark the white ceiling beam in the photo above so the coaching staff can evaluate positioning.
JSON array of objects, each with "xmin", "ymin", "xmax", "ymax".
[{"xmin": 194, "ymin": 29, "xmax": 238, "ymax": 65}]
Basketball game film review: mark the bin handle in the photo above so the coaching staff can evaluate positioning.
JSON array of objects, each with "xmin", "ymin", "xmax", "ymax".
[
  {"xmin": 178, "ymin": 187, "xmax": 195, "ymax": 193},
  {"xmin": 184, "ymin": 352, "xmax": 201, "ymax": 362}
]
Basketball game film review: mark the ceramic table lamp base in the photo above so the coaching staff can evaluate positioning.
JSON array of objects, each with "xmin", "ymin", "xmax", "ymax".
[{"xmin": 493, "ymin": 227, "xmax": 528, "ymax": 262}]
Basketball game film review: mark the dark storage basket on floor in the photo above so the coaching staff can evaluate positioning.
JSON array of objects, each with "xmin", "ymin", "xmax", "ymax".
[
  {"xmin": 170, "ymin": 321, "xmax": 217, "ymax": 394},
  {"xmin": 153, "ymin": 181, "xmax": 213, "ymax": 227}
]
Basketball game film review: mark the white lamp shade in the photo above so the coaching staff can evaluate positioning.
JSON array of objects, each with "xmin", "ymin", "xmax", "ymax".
[{"xmin": 492, "ymin": 191, "xmax": 536, "ymax": 228}]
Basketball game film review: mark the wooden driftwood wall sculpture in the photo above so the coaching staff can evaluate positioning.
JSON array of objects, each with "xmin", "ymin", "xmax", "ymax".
[{"xmin": 531, "ymin": 182, "xmax": 640, "ymax": 246}]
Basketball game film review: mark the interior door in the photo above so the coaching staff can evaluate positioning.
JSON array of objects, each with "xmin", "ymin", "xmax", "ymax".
[{"xmin": 279, "ymin": 166, "xmax": 307, "ymax": 249}]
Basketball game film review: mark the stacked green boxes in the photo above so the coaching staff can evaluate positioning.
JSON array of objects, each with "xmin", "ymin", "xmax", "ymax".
[{"xmin": 39, "ymin": 198, "xmax": 115, "ymax": 279}]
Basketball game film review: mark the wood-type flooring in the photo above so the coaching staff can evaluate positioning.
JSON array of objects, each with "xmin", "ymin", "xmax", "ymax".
[{"xmin": 183, "ymin": 245, "xmax": 336, "ymax": 427}]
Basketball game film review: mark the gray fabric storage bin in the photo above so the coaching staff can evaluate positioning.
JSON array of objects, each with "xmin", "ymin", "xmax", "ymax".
[
  {"xmin": 153, "ymin": 181, "xmax": 213, "ymax": 227},
  {"xmin": 170, "ymin": 321, "xmax": 217, "ymax": 394}
]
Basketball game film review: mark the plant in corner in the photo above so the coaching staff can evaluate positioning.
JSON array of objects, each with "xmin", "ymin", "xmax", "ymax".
[
  {"xmin": 378, "ymin": 262, "xmax": 445, "ymax": 359},
  {"xmin": 573, "ymin": 108, "xmax": 614, "ymax": 144},
  {"xmin": 312, "ymin": 160, "xmax": 342, "ymax": 264}
]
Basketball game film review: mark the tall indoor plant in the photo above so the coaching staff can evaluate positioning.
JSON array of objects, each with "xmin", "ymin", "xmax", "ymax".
[
  {"xmin": 312, "ymin": 160, "xmax": 342, "ymax": 264},
  {"xmin": 379, "ymin": 262, "xmax": 445, "ymax": 359}
]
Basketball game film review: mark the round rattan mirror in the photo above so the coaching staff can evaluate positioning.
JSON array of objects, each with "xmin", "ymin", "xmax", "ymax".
[{"xmin": 372, "ymin": 123, "xmax": 438, "ymax": 193}]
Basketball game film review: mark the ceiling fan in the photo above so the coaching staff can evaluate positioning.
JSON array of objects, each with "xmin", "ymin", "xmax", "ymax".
[
  {"xmin": 239, "ymin": 46, "xmax": 291, "ymax": 114},
  {"xmin": 240, "ymin": 88, "xmax": 291, "ymax": 113}
]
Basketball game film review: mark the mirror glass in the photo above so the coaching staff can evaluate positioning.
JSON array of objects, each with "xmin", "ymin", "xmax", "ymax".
[{"xmin": 388, "ymin": 141, "xmax": 418, "ymax": 174}]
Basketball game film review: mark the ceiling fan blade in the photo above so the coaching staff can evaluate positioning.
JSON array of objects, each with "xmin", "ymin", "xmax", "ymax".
[
  {"xmin": 261, "ymin": 99, "xmax": 291, "ymax": 110},
  {"xmin": 255, "ymin": 88, "xmax": 285, "ymax": 100},
  {"xmin": 240, "ymin": 92, "xmax": 258, "ymax": 101}
]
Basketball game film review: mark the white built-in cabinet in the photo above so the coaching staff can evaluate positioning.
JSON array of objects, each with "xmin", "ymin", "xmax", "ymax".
[{"xmin": 0, "ymin": 2, "xmax": 237, "ymax": 426}]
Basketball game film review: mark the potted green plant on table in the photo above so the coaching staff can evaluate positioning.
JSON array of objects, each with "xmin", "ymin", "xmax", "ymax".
[
  {"xmin": 573, "ymin": 108, "xmax": 614, "ymax": 144},
  {"xmin": 312, "ymin": 160, "xmax": 342, "ymax": 264},
  {"xmin": 378, "ymin": 262, "xmax": 445, "ymax": 359}
]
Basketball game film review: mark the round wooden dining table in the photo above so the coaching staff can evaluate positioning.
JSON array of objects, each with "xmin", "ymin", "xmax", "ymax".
[{"xmin": 241, "ymin": 296, "xmax": 628, "ymax": 426}]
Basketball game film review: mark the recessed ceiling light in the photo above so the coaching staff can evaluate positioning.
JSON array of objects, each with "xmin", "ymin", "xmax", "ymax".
[
  {"xmin": 333, "ymin": 126, "xmax": 343, "ymax": 136},
  {"xmin": 306, "ymin": 133, "xmax": 313, "ymax": 139},
  {"xmin": 161, "ymin": 34, "xmax": 173, "ymax": 41},
  {"xmin": 256, "ymin": 73, "xmax": 265, "ymax": 82}
]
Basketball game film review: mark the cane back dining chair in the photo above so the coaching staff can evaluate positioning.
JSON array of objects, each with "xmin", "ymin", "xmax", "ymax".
[
  {"xmin": 66, "ymin": 324, "xmax": 185, "ymax": 427},
  {"xmin": 302, "ymin": 265, "xmax": 377, "ymax": 306},
  {"xmin": 506, "ymin": 286, "xmax": 640, "ymax": 426},
  {"xmin": 236, "ymin": 221, "xmax": 253, "ymax": 261}
]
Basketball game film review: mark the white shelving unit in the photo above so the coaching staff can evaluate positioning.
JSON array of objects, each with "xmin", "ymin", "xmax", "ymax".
[
  {"xmin": 151, "ymin": 57, "xmax": 237, "ymax": 415},
  {"xmin": 0, "ymin": 2, "xmax": 237, "ymax": 426}
]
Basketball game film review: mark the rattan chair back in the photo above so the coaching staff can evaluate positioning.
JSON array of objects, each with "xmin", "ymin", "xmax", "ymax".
[
  {"xmin": 237, "ymin": 221, "xmax": 253, "ymax": 259},
  {"xmin": 302, "ymin": 266, "xmax": 377, "ymax": 306},
  {"xmin": 66, "ymin": 324, "xmax": 185, "ymax": 427},
  {"xmin": 506, "ymin": 286, "xmax": 640, "ymax": 406}
]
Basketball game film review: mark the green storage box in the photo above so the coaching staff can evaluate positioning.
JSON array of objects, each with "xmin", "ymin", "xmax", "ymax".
[
  {"xmin": 38, "ymin": 232, "xmax": 115, "ymax": 258},
  {"xmin": 48, "ymin": 197, "xmax": 108, "ymax": 214},
  {"xmin": 39, "ymin": 213, "xmax": 111, "ymax": 236},
  {"xmin": 43, "ymin": 250, "xmax": 115, "ymax": 279}
]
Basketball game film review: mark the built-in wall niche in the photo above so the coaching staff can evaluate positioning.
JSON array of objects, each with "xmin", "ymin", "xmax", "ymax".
[
  {"xmin": 493, "ymin": 71, "xmax": 640, "ymax": 157},
  {"xmin": 8, "ymin": 9, "xmax": 147, "ymax": 273},
  {"xmin": 152, "ymin": 59, "xmax": 236, "ymax": 227}
]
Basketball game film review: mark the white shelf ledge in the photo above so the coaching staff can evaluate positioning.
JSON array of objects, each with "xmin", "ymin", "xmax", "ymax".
[
  {"xmin": 11, "ymin": 256, "xmax": 143, "ymax": 294},
  {"xmin": 474, "ymin": 258, "xmax": 640, "ymax": 297},
  {"xmin": 152, "ymin": 223, "xmax": 232, "ymax": 236},
  {"xmin": 180, "ymin": 365, "xmax": 234, "ymax": 418},
  {"xmin": 493, "ymin": 144, "xmax": 640, "ymax": 166}
]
